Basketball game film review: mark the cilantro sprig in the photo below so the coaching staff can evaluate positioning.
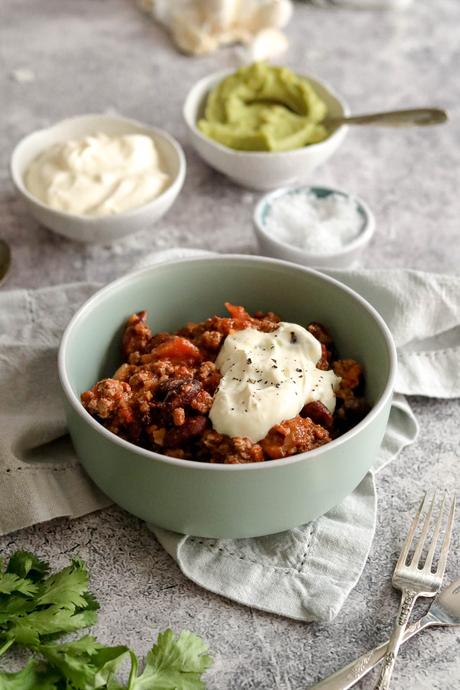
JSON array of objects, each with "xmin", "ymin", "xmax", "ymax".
[
  {"xmin": 0, "ymin": 551, "xmax": 212, "ymax": 689},
  {"xmin": 0, "ymin": 553, "xmax": 98, "ymax": 650}
]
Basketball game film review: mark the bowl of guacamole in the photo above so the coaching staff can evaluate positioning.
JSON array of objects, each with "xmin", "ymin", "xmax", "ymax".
[
  {"xmin": 183, "ymin": 63, "xmax": 349, "ymax": 190},
  {"xmin": 198, "ymin": 62, "xmax": 329, "ymax": 153}
]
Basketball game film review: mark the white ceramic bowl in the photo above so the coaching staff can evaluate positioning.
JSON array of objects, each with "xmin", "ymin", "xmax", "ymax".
[
  {"xmin": 254, "ymin": 185, "xmax": 376, "ymax": 269},
  {"xmin": 10, "ymin": 114, "xmax": 186, "ymax": 244},
  {"xmin": 183, "ymin": 69, "xmax": 349, "ymax": 191}
]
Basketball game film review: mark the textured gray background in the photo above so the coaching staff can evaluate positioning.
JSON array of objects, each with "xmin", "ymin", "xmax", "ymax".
[{"xmin": 1, "ymin": 0, "xmax": 459, "ymax": 688}]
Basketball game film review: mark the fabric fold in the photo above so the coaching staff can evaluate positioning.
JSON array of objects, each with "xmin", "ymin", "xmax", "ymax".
[
  {"xmin": 326, "ymin": 268, "xmax": 460, "ymax": 398},
  {"xmin": 0, "ymin": 283, "xmax": 109, "ymax": 536},
  {"xmin": 153, "ymin": 475, "xmax": 376, "ymax": 622},
  {"xmin": 396, "ymin": 346, "xmax": 460, "ymax": 398}
]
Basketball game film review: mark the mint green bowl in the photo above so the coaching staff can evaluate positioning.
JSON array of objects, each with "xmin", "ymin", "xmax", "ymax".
[{"xmin": 58, "ymin": 255, "xmax": 396, "ymax": 538}]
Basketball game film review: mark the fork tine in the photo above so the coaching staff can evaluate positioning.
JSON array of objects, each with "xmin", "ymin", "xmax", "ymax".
[
  {"xmin": 411, "ymin": 491, "xmax": 437, "ymax": 567},
  {"xmin": 423, "ymin": 492, "xmax": 446, "ymax": 572},
  {"xmin": 434, "ymin": 495, "xmax": 456, "ymax": 577},
  {"xmin": 396, "ymin": 493, "xmax": 426, "ymax": 568}
]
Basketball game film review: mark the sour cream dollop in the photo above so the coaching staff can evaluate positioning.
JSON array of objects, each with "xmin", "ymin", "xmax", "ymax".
[
  {"xmin": 209, "ymin": 322, "xmax": 341, "ymax": 443},
  {"xmin": 25, "ymin": 133, "xmax": 170, "ymax": 216}
]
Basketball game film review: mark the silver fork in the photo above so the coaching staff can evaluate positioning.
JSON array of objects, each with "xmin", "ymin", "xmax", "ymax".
[{"xmin": 374, "ymin": 492, "xmax": 456, "ymax": 690}]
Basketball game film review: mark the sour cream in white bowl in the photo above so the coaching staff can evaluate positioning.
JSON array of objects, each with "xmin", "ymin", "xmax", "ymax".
[{"xmin": 10, "ymin": 114, "xmax": 186, "ymax": 244}]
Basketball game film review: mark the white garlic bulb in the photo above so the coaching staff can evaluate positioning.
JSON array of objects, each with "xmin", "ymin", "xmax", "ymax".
[
  {"xmin": 140, "ymin": 0, "xmax": 293, "ymax": 57},
  {"xmin": 245, "ymin": 27, "xmax": 289, "ymax": 62},
  {"xmin": 249, "ymin": 0, "xmax": 293, "ymax": 32}
]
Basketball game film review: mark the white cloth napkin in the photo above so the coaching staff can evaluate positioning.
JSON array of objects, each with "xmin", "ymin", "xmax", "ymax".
[{"xmin": 1, "ymin": 250, "xmax": 459, "ymax": 621}]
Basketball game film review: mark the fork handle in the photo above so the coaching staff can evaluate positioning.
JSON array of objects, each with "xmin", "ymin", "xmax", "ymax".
[
  {"xmin": 307, "ymin": 615, "xmax": 434, "ymax": 690},
  {"xmin": 374, "ymin": 589, "xmax": 418, "ymax": 689}
]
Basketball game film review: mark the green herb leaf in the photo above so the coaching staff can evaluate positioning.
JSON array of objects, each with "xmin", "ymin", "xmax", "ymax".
[
  {"xmin": 36, "ymin": 558, "xmax": 90, "ymax": 610},
  {"xmin": 0, "ymin": 552, "xmax": 213, "ymax": 690},
  {"xmin": 0, "ymin": 554, "xmax": 47, "ymax": 630},
  {"xmin": 0, "ymin": 553, "xmax": 99, "ymax": 652},
  {"xmin": 92, "ymin": 644, "xmax": 132, "ymax": 688},
  {"xmin": 0, "ymin": 594, "xmax": 39, "ymax": 624},
  {"xmin": 81, "ymin": 590, "xmax": 101, "ymax": 613},
  {"xmin": 5, "ymin": 606, "xmax": 98, "ymax": 646},
  {"xmin": 0, "ymin": 573, "xmax": 38, "ymax": 598},
  {"xmin": 0, "ymin": 638, "xmax": 15, "ymax": 657},
  {"xmin": 127, "ymin": 629, "xmax": 212, "ymax": 690},
  {"xmin": 0, "ymin": 659, "xmax": 60, "ymax": 690},
  {"xmin": 6, "ymin": 552, "xmax": 50, "ymax": 582},
  {"xmin": 39, "ymin": 636, "xmax": 130, "ymax": 690}
]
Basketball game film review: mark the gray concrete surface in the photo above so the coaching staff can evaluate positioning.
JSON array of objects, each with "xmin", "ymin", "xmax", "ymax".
[{"xmin": 1, "ymin": 0, "xmax": 459, "ymax": 687}]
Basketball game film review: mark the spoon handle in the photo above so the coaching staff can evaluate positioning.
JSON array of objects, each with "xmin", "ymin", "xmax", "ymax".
[
  {"xmin": 307, "ymin": 614, "xmax": 439, "ymax": 690},
  {"xmin": 329, "ymin": 108, "xmax": 448, "ymax": 128},
  {"xmin": 0, "ymin": 239, "xmax": 11, "ymax": 288}
]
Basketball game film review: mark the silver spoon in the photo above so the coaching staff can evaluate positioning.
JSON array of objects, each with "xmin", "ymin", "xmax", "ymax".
[
  {"xmin": 309, "ymin": 575, "xmax": 460, "ymax": 690},
  {"xmin": 325, "ymin": 107, "xmax": 448, "ymax": 129},
  {"xmin": 0, "ymin": 239, "xmax": 11, "ymax": 287}
]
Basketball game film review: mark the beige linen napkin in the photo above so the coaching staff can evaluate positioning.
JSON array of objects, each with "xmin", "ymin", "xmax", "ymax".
[
  {"xmin": 0, "ymin": 283, "xmax": 111, "ymax": 535},
  {"xmin": 1, "ymin": 251, "xmax": 458, "ymax": 620}
]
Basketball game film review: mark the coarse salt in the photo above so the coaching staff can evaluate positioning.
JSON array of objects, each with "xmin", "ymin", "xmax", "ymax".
[{"xmin": 265, "ymin": 190, "xmax": 364, "ymax": 255}]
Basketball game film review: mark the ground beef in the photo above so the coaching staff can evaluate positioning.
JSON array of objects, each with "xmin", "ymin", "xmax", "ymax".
[
  {"xmin": 333, "ymin": 359, "xmax": 364, "ymax": 398},
  {"xmin": 81, "ymin": 379, "xmax": 139, "ymax": 441},
  {"xmin": 260, "ymin": 416, "xmax": 331, "ymax": 459},
  {"xmin": 201, "ymin": 430, "xmax": 264, "ymax": 464},
  {"xmin": 122, "ymin": 311, "xmax": 152, "ymax": 357},
  {"xmin": 81, "ymin": 303, "xmax": 368, "ymax": 463}
]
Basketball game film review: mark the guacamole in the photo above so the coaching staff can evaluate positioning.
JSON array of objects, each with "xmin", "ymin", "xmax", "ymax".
[{"xmin": 198, "ymin": 63, "xmax": 329, "ymax": 152}]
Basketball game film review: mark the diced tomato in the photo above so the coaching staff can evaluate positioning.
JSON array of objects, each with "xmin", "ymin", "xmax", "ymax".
[
  {"xmin": 224, "ymin": 302, "xmax": 252, "ymax": 321},
  {"xmin": 150, "ymin": 336, "xmax": 202, "ymax": 362}
]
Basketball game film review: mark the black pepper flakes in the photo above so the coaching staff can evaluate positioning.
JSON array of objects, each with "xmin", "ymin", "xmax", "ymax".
[{"xmin": 290, "ymin": 331, "xmax": 298, "ymax": 344}]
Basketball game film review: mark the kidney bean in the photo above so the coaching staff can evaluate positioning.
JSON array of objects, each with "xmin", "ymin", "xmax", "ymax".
[
  {"xmin": 164, "ymin": 415, "xmax": 208, "ymax": 447},
  {"xmin": 300, "ymin": 401, "xmax": 333, "ymax": 429},
  {"xmin": 155, "ymin": 378, "xmax": 202, "ymax": 410}
]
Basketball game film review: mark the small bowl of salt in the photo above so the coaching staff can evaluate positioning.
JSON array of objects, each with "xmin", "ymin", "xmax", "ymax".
[{"xmin": 254, "ymin": 185, "xmax": 375, "ymax": 269}]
